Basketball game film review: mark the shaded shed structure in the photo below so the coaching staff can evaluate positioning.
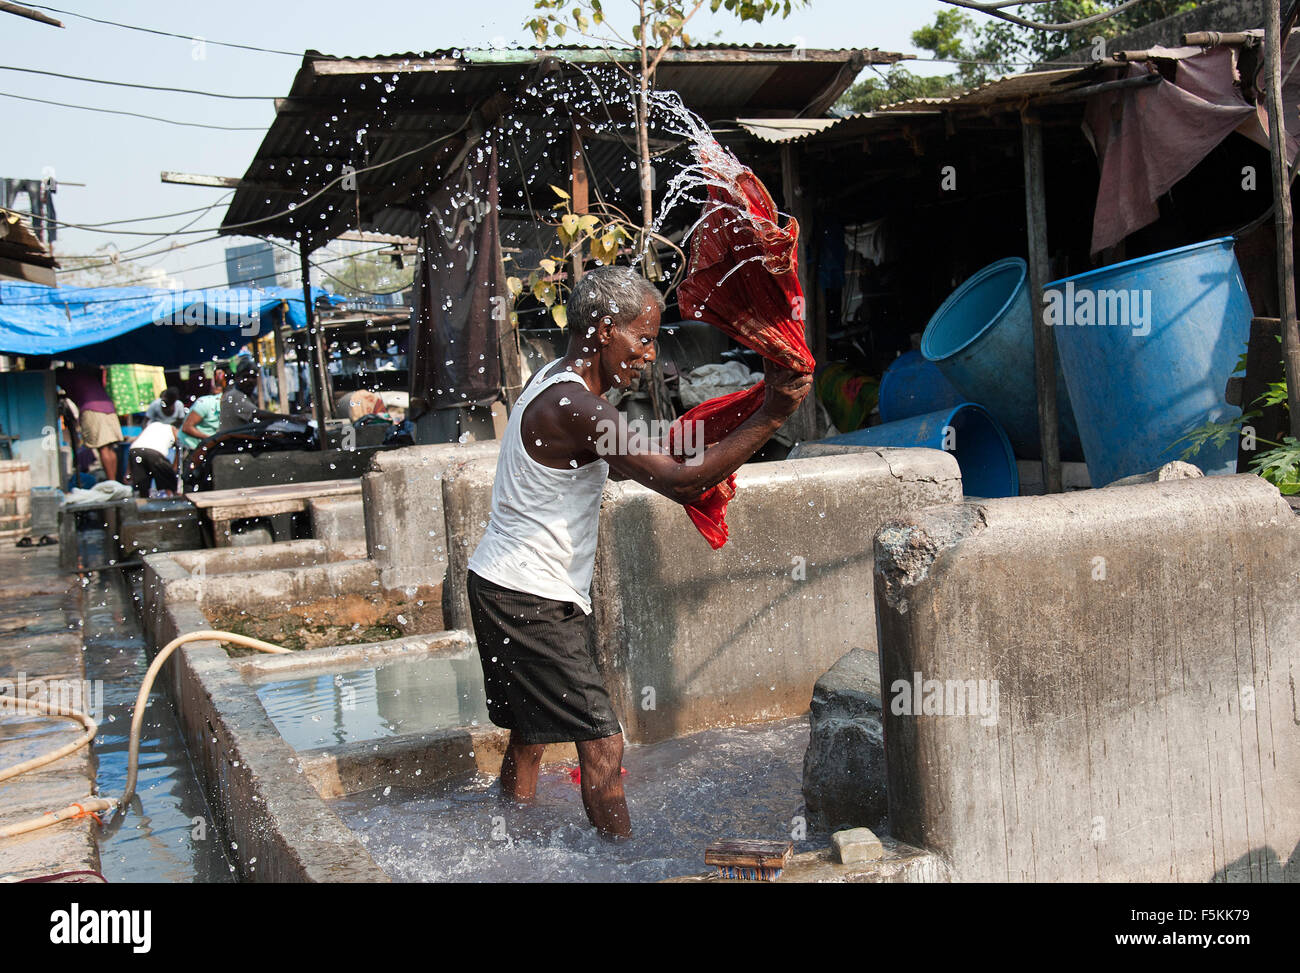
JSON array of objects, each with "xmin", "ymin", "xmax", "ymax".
[{"xmin": 219, "ymin": 45, "xmax": 905, "ymax": 440}]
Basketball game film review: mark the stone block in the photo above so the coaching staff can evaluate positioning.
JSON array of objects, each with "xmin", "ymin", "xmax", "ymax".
[{"xmin": 802, "ymin": 647, "xmax": 887, "ymax": 833}]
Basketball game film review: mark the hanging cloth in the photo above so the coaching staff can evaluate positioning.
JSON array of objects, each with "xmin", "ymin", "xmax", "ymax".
[{"xmin": 671, "ymin": 139, "xmax": 816, "ymax": 549}]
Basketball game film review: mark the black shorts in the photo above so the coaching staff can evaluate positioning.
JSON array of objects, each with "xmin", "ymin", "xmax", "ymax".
[
  {"xmin": 466, "ymin": 570, "xmax": 622, "ymax": 745},
  {"xmin": 126, "ymin": 448, "xmax": 177, "ymax": 496}
]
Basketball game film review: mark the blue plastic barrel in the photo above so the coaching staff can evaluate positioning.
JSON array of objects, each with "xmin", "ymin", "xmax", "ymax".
[
  {"xmin": 1045, "ymin": 237, "xmax": 1252, "ymax": 486},
  {"xmin": 877, "ymin": 350, "xmax": 965, "ymax": 423},
  {"xmin": 921, "ymin": 257, "xmax": 1081, "ymax": 460},
  {"xmin": 817, "ymin": 403, "xmax": 1019, "ymax": 498}
]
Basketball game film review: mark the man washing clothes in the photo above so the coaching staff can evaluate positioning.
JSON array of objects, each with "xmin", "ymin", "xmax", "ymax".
[{"xmin": 466, "ymin": 265, "xmax": 812, "ymax": 838}]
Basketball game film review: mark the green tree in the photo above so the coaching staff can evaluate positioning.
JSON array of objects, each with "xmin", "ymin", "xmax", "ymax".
[
  {"xmin": 839, "ymin": 2, "xmax": 1205, "ymax": 112},
  {"xmin": 526, "ymin": 1, "xmax": 807, "ymax": 269},
  {"xmin": 837, "ymin": 67, "xmax": 959, "ymax": 112},
  {"xmin": 324, "ymin": 250, "xmax": 414, "ymax": 300}
]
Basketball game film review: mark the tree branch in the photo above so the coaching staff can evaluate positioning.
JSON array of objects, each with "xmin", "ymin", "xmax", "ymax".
[
  {"xmin": 939, "ymin": 0, "xmax": 1150, "ymax": 32},
  {"xmin": 648, "ymin": 0, "xmax": 710, "ymax": 77}
]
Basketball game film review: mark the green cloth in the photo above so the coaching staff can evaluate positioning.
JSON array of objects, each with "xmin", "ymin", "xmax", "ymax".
[
  {"xmin": 178, "ymin": 394, "xmax": 221, "ymax": 450},
  {"xmin": 816, "ymin": 363, "xmax": 878, "ymax": 434},
  {"xmin": 106, "ymin": 363, "xmax": 165, "ymax": 416}
]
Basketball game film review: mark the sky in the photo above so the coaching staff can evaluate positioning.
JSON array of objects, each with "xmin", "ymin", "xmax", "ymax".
[{"xmin": 2, "ymin": 0, "xmax": 964, "ymax": 290}]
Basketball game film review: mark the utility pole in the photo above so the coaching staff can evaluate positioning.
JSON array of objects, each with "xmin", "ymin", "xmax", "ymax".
[{"xmin": 1266, "ymin": 0, "xmax": 1300, "ymax": 425}]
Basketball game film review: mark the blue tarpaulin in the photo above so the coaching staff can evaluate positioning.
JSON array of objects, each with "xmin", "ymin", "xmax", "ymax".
[{"xmin": 0, "ymin": 282, "xmax": 341, "ymax": 367}]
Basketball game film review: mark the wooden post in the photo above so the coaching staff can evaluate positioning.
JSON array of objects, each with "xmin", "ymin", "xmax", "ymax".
[
  {"xmin": 570, "ymin": 124, "xmax": 589, "ymax": 284},
  {"xmin": 781, "ymin": 142, "xmax": 818, "ymax": 443},
  {"xmin": 1021, "ymin": 110, "xmax": 1063, "ymax": 494},
  {"xmin": 1265, "ymin": 0, "xmax": 1300, "ymax": 427},
  {"xmin": 273, "ymin": 320, "xmax": 290, "ymax": 414},
  {"xmin": 301, "ymin": 246, "xmax": 329, "ymax": 444},
  {"xmin": 252, "ymin": 337, "xmax": 268, "ymax": 411}
]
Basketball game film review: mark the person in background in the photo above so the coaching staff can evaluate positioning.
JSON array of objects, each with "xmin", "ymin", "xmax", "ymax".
[
  {"xmin": 218, "ymin": 364, "xmax": 308, "ymax": 433},
  {"xmin": 144, "ymin": 387, "xmax": 186, "ymax": 426},
  {"xmin": 126, "ymin": 419, "xmax": 179, "ymax": 497},
  {"xmin": 179, "ymin": 375, "xmax": 226, "ymax": 452},
  {"xmin": 54, "ymin": 363, "xmax": 122, "ymax": 483}
]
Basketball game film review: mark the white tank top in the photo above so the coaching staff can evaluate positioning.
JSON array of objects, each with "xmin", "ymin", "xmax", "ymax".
[
  {"xmin": 130, "ymin": 421, "xmax": 177, "ymax": 462},
  {"xmin": 467, "ymin": 359, "xmax": 609, "ymax": 613}
]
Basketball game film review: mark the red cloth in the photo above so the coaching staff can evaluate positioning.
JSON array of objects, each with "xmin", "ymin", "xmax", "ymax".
[{"xmin": 671, "ymin": 141, "xmax": 815, "ymax": 549}]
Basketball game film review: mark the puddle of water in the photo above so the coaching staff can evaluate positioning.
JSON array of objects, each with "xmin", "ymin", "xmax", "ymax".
[
  {"xmin": 331, "ymin": 717, "xmax": 813, "ymax": 882},
  {"xmin": 255, "ymin": 654, "xmax": 489, "ymax": 752},
  {"xmin": 79, "ymin": 532, "xmax": 236, "ymax": 882}
]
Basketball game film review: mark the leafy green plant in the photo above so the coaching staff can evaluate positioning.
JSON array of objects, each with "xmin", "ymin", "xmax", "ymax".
[
  {"xmin": 505, "ymin": 184, "xmax": 636, "ymax": 329},
  {"xmin": 1173, "ymin": 339, "xmax": 1300, "ymax": 494}
]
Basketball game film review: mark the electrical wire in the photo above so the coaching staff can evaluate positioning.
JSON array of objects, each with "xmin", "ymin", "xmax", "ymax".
[
  {"xmin": 0, "ymin": 63, "xmax": 278, "ymax": 99},
  {"xmin": 54, "ymin": 235, "xmax": 225, "ymax": 273},
  {"xmin": 265, "ymin": 238, "xmax": 414, "ymax": 296},
  {"xmin": 50, "ymin": 199, "xmax": 235, "ymax": 229},
  {"xmin": 39, "ymin": 123, "xmax": 468, "ymax": 249},
  {"xmin": 0, "ymin": 90, "xmax": 267, "ymax": 130},
  {"xmin": 20, "ymin": 245, "xmax": 396, "ymax": 302},
  {"xmin": 22, "ymin": 3, "xmax": 306, "ymax": 57}
]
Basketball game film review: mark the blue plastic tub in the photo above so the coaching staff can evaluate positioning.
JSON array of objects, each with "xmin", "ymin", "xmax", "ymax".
[
  {"xmin": 1045, "ymin": 237, "xmax": 1252, "ymax": 486},
  {"xmin": 877, "ymin": 350, "xmax": 965, "ymax": 423},
  {"xmin": 921, "ymin": 257, "xmax": 1081, "ymax": 460},
  {"xmin": 817, "ymin": 403, "xmax": 1019, "ymax": 498}
]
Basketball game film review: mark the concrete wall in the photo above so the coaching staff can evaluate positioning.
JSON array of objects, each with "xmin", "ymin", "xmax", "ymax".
[
  {"xmin": 362, "ymin": 441, "xmax": 500, "ymax": 590},
  {"xmin": 211, "ymin": 445, "xmax": 388, "ymax": 491},
  {"xmin": 141, "ymin": 552, "xmax": 388, "ymax": 882},
  {"xmin": 307, "ymin": 495, "xmax": 366, "ymax": 551},
  {"xmin": 873, "ymin": 475, "xmax": 1300, "ymax": 882},
  {"xmin": 444, "ymin": 448, "xmax": 963, "ymax": 743}
]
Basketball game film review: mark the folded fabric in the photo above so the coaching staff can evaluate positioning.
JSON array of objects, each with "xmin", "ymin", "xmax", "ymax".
[
  {"xmin": 673, "ymin": 138, "xmax": 816, "ymax": 549},
  {"xmin": 64, "ymin": 479, "xmax": 132, "ymax": 505}
]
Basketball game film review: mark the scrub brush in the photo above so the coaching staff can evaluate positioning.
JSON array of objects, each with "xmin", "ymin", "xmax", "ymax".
[{"xmin": 705, "ymin": 839, "xmax": 793, "ymax": 882}]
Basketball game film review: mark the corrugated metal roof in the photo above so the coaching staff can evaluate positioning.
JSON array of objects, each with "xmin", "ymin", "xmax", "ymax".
[
  {"xmin": 875, "ymin": 67, "xmax": 1093, "ymax": 112},
  {"xmin": 736, "ymin": 66, "xmax": 1104, "ymax": 145},
  {"xmin": 736, "ymin": 112, "xmax": 944, "ymax": 143},
  {"xmin": 221, "ymin": 45, "xmax": 902, "ymax": 249},
  {"xmin": 734, "ymin": 117, "xmax": 842, "ymax": 142}
]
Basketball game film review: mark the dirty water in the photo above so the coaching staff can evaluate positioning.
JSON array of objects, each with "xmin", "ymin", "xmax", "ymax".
[
  {"xmin": 331, "ymin": 716, "xmax": 813, "ymax": 883},
  {"xmin": 79, "ymin": 533, "xmax": 236, "ymax": 882}
]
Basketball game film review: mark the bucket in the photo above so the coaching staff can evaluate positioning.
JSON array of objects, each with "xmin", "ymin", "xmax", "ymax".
[
  {"xmin": 877, "ymin": 350, "xmax": 964, "ymax": 423},
  {"xmin": 816, "ymin": 403, "xmax": 1019, "ymax": 498},
  {"xmin": 921, "ymin": 257, "xmax": 1081, "ymax": 460},
  {"xmin": 0, "ymin": 460, "xmax": 32, "ymax": 539},
  {"xmin": 1045, "ymin": 237, "xmax": 1253, "ymax": 486}
]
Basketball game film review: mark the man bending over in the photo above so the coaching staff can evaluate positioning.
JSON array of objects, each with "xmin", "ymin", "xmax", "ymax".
[{"xmin": 466, "ymin": 265, "xmax": 811, "ymax": 838}]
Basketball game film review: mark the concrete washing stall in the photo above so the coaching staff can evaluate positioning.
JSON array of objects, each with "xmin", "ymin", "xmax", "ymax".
[
  {"xmin": 442, "ymin": 448, "xmax": 963, "ymax": 743},
  {"xmin": 139, "ymin": 443, "xmax": 964, "ymax": 880},
  {"xmin": 870, "ymin": 474, "xmax": 1300, "ymax": 882}
]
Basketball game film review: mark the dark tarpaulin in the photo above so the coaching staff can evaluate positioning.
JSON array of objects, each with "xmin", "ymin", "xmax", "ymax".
[
  {"xmin": 410, "ymin": 139, "xmax": 508, "ymax": 413},
  {"xmin": 1084, "ymin": 36, "xmax": 1300, "ymax": 255}
]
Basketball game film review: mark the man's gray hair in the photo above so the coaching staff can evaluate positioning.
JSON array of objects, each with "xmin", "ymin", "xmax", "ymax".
[{"xmin": 566, "ymin": 265, "xmax": 665, "ymax": 330}]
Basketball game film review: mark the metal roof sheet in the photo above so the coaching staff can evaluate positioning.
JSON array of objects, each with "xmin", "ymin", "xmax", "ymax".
[{"xmin": 221, "ymin": 45, "xmax": 903, "ymax": 249}]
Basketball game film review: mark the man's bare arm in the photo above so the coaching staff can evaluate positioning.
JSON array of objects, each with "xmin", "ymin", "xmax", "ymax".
[{"xmin": 534, "ymin": 364, "xmax": 812, "ymax": 504}]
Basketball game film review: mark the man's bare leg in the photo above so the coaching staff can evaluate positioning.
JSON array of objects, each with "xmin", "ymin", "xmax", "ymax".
[
  {"xmin": 500, "ymin": 730, "xmax": 545, "ymax": 801},
  {"xmin": 99, "ymin": 444, "xmax": 118, "ymax": 483},
  {"xmin": 576, "ymin": 732, "xmax": 630, "ymax": 838}
]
